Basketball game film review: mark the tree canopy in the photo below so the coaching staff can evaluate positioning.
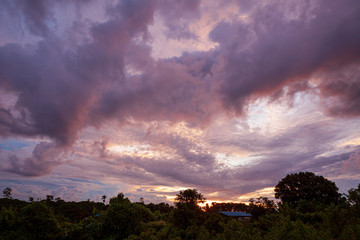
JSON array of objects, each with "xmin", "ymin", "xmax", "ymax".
[
  {"xmin": 1, "ymin": 179, "xmax": 360, "ymax": 239},
  {"xmin": 2, "ymin": 187, "xmax": 12, "ymax": 199},
  {"xmin": 175, "ymin": 189, "xmax": 205, "ymax": 208},
  {"xmin": 274, "ymin": 171, "xmax": 340, "ymax": 206},
  {"xmin": 347, "ymin": 184, "xmax": 360, "ymax": 206}
]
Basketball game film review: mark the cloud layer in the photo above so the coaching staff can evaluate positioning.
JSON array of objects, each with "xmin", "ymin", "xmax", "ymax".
[{"xmin": 0, "ymin": 0, "xmax": 359, "ymax": 202}]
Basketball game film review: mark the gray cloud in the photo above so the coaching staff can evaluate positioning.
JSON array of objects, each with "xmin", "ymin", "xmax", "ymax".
[
  {"xmin": 4, "ymin": 142, "xmax": 66, "ymax": 176},
  {"xmin": 210, "ymin": 0, "xmax": 360, "ymax": 114},
  {"xmin": 0, "ymin": 0, "xmax": 359, "ymax": 183},
  {"xmin": 1, "ymin": 0, "xmax": 359, "ymax": 144}
]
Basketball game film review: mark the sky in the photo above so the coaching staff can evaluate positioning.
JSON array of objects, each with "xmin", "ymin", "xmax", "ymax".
[{"xmin": 0, "ymin": 0, "xmax": 360, "ymax": 204}]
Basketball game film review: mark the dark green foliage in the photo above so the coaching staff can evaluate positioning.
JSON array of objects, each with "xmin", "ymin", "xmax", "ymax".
[
  {"xmin": 207, "ymin": 202, "xmax": 248, "ymax": 213},
  {"xmin": 203, "ymin": 212, "xmax": 225, "ymax": 236},
  {"xmin": 348, "ymin": 184, "xmax": 360, "ymax": 206},
  {"xmin": 172, "ymin": 189, "xmax": 206, "ymax": 230},
  {"xmin": 217, "ymin": 219, "xmax": 262, "ymax": 240},
  {"xmin": 275, "ymin": 172, "xmax": 340, "ymax": 206},
  {"xmin": 19, "ymin": 202, "xmax": 62, "ymax": 240},
  {"xmin": 47, "ymin": 195, "xmax": 54, "ymax": 202},
  {"xmin": 0, "ymin": 198, "xmax": 28, "ymax": 211},
  {"xmin": 172, "ymin": 203, "xmax": 205, "ymax": 230},
  {"xmin": 100, "ymin": 193, "xmax": 155, "ymax": 239},
  {"xmin": 248, "ymin": 196, "xmax": 277, "ymax": 219},
  {"xmin": 0, "ymin": 207, "xmax": 20, "ymax": 240},
  {"xmin": 175, "ymin": 189, "xmax": 205, "ymax": 208},
  {"xmin": 1, "ymin": 176, "xmax": 360, "ymax": 239},
  {"xmin": 51, "ymin": 200, "xmax": 106, "ymax": 223},
  {"xmin": 146, "ymin": 202, "xmax": 174, "ymax": 214},
  {"xmin": 207, "ymin": 198, "xmax": 275, "ymax": 220},
  {"xmin": 127, "ymin": 221, "xmax": 181, "ymax": 240},
  {"xmin": 264, "ymin": 216, "xmax": 327, "ymax": 240},
  {"xmin": 2, "ymin": 187, "xmax": 12, "ymax": 199},
  {"xmin": 319, "ymin": 204, "xmax": 354, "ymax": 239},
  {"xmin": 64, "ymin": 216, "xmax": 101, "ymax": 240},
  {"xmin": 339, "ymin": 224, "xmax": 360, "ymax": 240}
]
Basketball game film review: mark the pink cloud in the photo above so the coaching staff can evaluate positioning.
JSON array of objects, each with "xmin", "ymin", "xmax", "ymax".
[{"xmin": 0, "ymin": 0, "xmax": 359, "ymax": 198}]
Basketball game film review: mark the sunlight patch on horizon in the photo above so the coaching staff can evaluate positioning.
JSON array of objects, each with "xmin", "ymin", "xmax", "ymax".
[
  {"xmin": 198, "ymin": 200, "xmax": 223, "ymax": 207},
  {"xmin": 153, "ymin": 186, "xmax": 190, "ymax": 192}
]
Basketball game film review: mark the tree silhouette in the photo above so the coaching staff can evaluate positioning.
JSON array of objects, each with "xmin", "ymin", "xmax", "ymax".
[
  {"xmin": 173, "ymin": 189, "xmax": 206, "ymax": 229},
  {"xmin": 347, "ymin": 184, "xmax": 360, "ymax": 206},
  {"xmin": 102, "ymin": 195, "xmax": 107, "ymax": 203},
  {"xmin": 275, "ymin": 172, "xmax": 340, "ymax": 206},
  {"xmin": 101, "ymin": 193, "xmax": 154, "ymax": 239},
  {"xmin": 175, "ymin": 189, "xmax": 205, "ymax": 208},
  {"xmin": 19, "ymin": 202, "xmax": 61, "ymax": 239},
  {"xmin": 249, "ymin": 196, "xmax": 277, "ymax": 218},
  {"xmin": 46, "ymin": 195, "xmax": 54, "ymax": 202},
  {"xmin": 3, "ymin": 187, "xmax": 12, "ymax": 199}
]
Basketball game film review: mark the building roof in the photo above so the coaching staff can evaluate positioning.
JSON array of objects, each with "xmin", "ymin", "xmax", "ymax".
[{"xmin": 219, "ymin": 211, "xmax": 252, "ymax": 217}]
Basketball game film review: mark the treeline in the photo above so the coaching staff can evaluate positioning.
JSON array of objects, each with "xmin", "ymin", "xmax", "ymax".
[{"xmin": 1, "ymin": 172, "xmax": 360, "ymax": 239}]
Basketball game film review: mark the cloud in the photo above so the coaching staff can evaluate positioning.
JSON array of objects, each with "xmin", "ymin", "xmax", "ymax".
[
  {"xmin": 3, "ymin": 141, "xmax": 67, "ymax": 176},
  {"xmin": 71, "ymin": 116, "xmax": 355, "ymax": 200},
  {"xmin": 315, "ymin": 64, "xmax": 360, "ymax": 116},
  {"xmin": 1, "ymin": 0, "xmax": 359, "ymax": 146},
  {"xmin": 0, "ymin": 0, "xmax": 208, "ymax": 148},
  {"xmin": 344, "ymin": 150, "xmax": 360, "ymax": 171},
  {"xmin": 209, "ymin": 0, "xmax": 360, "ymax": 114},
  {"xmin": 0, "ymin": 0, "xmax": 359, "ymax": 195},
  {"xmin": 0, "ymin": 0, "xmax": 51, "ymax": 37},
  {"xmin": 0, "ymin": 41, "xmax": 99, "ymax": 145},
  {"xmin": 92, "ymin": 139, "xmax": 110, "ymax": 158},
  {"xmin": 157, "ymin": 0, "xmax": 201, "ymax": 39}
]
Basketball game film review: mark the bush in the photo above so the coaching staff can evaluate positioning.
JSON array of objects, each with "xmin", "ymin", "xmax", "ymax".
[{"xmin": 19, "ymin": 202, "xmax": 62, "ymax": 240}]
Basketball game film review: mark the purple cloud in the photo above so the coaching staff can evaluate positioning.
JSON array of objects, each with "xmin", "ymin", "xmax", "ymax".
[
  {"xmin": 0, "ymin": 0, "xmax": 359, "ymax": 200},
  {"xmin": 4, "ymin": 141, "xmax": 66, "ymax": 176},
  {"xmin": 210, "ymin": 0, "xmax": 360, "ymax": 114},
  {"xmin": 1, "ymin": 0, "xmax": 359, "ymax": 147},
  {"xmin": 0, "ymin": 0, "xmax": 51, "ymax": 37}
]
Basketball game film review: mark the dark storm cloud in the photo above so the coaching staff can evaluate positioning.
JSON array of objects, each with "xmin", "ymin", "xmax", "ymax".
[
  {"xmin": 0, "ymin": 0, "xmax": 158, "ymax": 146},
  {"xmin": 210, "ymin": 0, "xmax": 360, "ymax": 114},
  {"xmin": 0, "ymin": 0, "xmax": 212, "ymax": 148},
  {"xmin": 316, "ymin": 64, "xmax": 360, "ymax": 116},
  {"xmin": 88, "ymin": 59, "xmax": 218, "ymax": 128},
  {"xmin": 0, "ymin": 41, "xmax": 98, "ymax": 145},
  {"xmin": 2, "ymin": 0, "xmax": 359, "ymax": 143}
]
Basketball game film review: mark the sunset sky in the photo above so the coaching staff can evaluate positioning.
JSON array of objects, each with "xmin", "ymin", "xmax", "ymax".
[{"xmin": 0, "ymin": 0, "xmax": 359, "ymax": 204}]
